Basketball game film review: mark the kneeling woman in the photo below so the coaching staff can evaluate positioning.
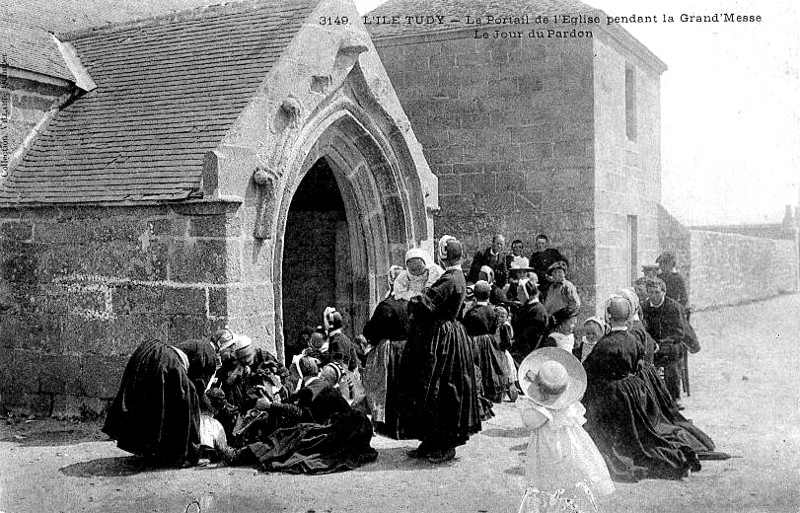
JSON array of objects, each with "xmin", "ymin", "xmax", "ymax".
[
  {"xmin": 216, "ymin": 357, "xmax": 377, "ymax": 474},
  {"xmin": 582, "ymin": 297, "xmax": 701, "ymax": 481},
  {"xmin": 103, "ymin": 334, "xmax": 222, "ymax": 466}
]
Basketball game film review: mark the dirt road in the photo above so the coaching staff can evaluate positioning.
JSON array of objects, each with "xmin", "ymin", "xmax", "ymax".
[{"xmin": 2, "ymin": 294, "xmax": 799, "ymax": 513}]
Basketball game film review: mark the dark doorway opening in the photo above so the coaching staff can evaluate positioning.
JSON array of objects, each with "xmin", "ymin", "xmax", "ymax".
[{"xmin": 282, "ymin": 158, "xmax": 355, "ymax": 357}]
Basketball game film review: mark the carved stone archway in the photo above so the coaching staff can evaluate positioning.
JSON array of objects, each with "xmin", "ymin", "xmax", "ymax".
[{"xmin": 271, "ymin": 96, "xmax": 431, "ymax": 356}]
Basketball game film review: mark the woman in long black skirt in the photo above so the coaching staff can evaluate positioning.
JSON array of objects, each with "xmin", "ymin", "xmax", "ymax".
[
  {"xmin": 103, "ymin": 337, "xmax": 218, "ymax": 466},
  {"xmin": 401, "ymin": 236, "xmax": 482, "ymax": 464}
]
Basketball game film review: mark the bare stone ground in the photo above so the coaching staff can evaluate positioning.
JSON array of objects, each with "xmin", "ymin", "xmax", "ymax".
[{"xmin": 1, "ymin": 294, "xmax": 799, "ymax": 513}]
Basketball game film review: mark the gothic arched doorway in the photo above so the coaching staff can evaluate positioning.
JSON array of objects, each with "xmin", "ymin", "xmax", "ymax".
[
  {"xmin": 281, "ymin": 157, "xmax": 362, "ymax": 348},
  {"xmin": 271, "ymin": 97, "xmax": 437, "ymax": 364}
]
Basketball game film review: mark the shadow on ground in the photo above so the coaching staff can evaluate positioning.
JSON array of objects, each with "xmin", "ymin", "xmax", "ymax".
[
  {"xmin": 359, "ymin": 446, "xmax": 459, "ymax": 472},
  {"xmin": 60, "ymin": 456, "xmax": 175, "ymax": 477},
  {"xmin": 479, "ymin": 427, "xmax": 529, "ymax": 438}
]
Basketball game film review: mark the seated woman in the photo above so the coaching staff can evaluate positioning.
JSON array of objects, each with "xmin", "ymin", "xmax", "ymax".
[
  {"xmin": 102, "ymin": 336, "xmax": 219, "ymax": 467},
  {"xmin": 582, "ymin": 297, "xmax": 702, "ymax": 481},
  {"xmin": 215, "ymin": 357, "xmax": 378, "ymax": 474},
  {"xmin": 215, "ymin": 335, "xmax": 288, "ymax": 438}
]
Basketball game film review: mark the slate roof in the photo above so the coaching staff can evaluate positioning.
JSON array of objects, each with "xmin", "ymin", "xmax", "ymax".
[
  {"xmin": 365, "ymin": 0, "xmax": 601, "ymax": 38},
  {"xmin": 0, "ymin": 0, "xmax": 316, "ymax": 205},
  {"xmin": 0, "ymin": 0, "xmax": 250, "ymax": 35},
  {"xmin": 0, "ymin": 21, "xmax": 74, "ymax": 81}
]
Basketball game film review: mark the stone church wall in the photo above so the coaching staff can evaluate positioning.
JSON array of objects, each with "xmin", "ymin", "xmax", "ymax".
[
  {"xmin": 592, "ymin": 34, "xmax": 662, "ymax": 311},
  {"xmin": 0, "ymin": 201, "xmax": 256, "ymax": 416},
  {"xmin": 373, "ymin": 31, "xmax": 598, "ymax": 313}
]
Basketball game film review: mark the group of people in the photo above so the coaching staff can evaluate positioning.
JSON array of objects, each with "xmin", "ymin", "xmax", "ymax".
[
  {"xmin": 102, "ymin": 232, "xmax": 727, "ymax": 508},
  {"xmin": 102, "ymin": 325, "xmax": 377, "ymax": 473}
]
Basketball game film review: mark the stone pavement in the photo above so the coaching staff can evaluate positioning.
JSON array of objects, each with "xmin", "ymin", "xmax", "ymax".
[{"xmin": 2, "ymin": 294, "xmax": 800, "ymax": 513}]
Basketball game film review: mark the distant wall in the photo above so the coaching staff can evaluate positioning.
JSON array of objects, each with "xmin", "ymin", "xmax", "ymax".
[
  {"xmin": 688, "ymin": 230, "xmax": 798, "ymax": 310},
  {"xmin": 659, "ymin": 206, "xmax": 799, "ymax": 310}
]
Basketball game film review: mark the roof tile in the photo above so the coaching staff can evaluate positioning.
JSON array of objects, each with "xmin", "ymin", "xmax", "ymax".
[{"xmin": 1, "ymin": 0, "xmax": 317, "ymax": 205}]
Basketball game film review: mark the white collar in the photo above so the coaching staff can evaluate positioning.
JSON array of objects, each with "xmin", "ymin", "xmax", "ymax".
[
  {"xmin": 649, "ymin": 297, "xmax": 665, "ymax": 308},
  {"xmin": 610, "ymin": 325, "xmax": 629, "ymax": 332},
  {"xmin": 476, "ymin": 301, "xmax": 489, "ymax": 306},
  {"xmin": 329, "ymin": 328, "xmax": 342, "ymax": 336},
  {"xmin": 446, "ymin": 264, "xmax": 462, "ymax": 271}
]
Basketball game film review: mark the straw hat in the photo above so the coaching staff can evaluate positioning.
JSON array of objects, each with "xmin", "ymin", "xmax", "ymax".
[{"xmin": 518, "ymin": 347, "xmax": 586, "ymax": 410}]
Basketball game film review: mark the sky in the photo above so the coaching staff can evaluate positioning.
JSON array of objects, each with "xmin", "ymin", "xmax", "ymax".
[{"xmin": 354, "ymin": 0, "xmax": 800, "ymax": 226}]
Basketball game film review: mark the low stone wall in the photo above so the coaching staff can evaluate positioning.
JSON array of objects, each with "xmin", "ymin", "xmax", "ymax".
[
  {"xmin": 688, "ymin": 230, "xmax": 798, "ymax": 310},
  {"xmin": 0, "ymin": 201, "xmax": 268, "ymax": 417}
]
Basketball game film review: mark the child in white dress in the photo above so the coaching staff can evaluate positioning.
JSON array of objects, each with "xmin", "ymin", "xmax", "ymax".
[{"xmin": 517, "ymin": 347, "xmax": 614, "ymax": 513}]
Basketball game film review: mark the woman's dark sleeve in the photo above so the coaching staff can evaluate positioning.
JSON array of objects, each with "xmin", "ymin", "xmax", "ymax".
[{"xmin": 363, "ymin": 301, "xmax": 392, "ymax": 345}]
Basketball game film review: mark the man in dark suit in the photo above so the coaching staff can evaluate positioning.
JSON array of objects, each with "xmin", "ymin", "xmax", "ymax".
[
  {"xmin": 656, "ymin": 251, "xmax": 688, "ymax": 308},
  {"xmin": 642, "ymin": 277, "xmax": 687, "ymax": 408},
  {"xmin": 529, "ymin": 234, "xmax": 564, "ymax": 299},
  {"xmin": 468, "ymin": 234, "xmax": 508, "ymax": 288}
]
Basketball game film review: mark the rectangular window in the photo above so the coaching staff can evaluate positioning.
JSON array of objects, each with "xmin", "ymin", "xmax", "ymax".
[
  {"xmin": 627, "ymin": 215, "xmax": 638, "ymax": 284},
  {"xmin": 625, "ymin": 65, "xmax": 637, "ymax": 141}
]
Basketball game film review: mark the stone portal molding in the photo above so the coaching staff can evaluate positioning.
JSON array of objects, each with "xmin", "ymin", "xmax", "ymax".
[
  {"xmin": 280, "ymin": 96, "xmax": 303, "ymax": 128},
  {"xmin": 253, "ymin": 166, "xmax": 281, "ymax": 239}
]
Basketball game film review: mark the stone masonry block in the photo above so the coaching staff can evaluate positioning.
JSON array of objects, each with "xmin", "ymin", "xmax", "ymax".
[
  {"xmin": 162, "ymin": 287, "xmax": 206, "ymax": 316},
  {"xmin": 438, "ymin": 175, "xmax": 461, "ymax": 196},
  {"xmin": 149, "ymin": 217, "xmax": 188, "ymax": 237},
  {"xmin": 81, "ymin": 355, "xmax": 129, "ymax": 399},
  {"xmin": 241, "ymin": 239, "xmax": 272, "ymax": 284},
  {"xmin": 0, "ymin": 313, "xmax": 62, "ymax": 353},
  {"xmin": 0, "ymin": 221, "xmax": 33, "ymax": 241},
  {"xmin": 462, "ymin": 174, "xmax": 495, "ymax": 195},
  {"xmin": 52, "ymin": 394, "xmax": 108, "ymax": 419},
  {"xmin": 555, "ymin": 140, "xmax": 587, "ymax": 158},
  {"xmin": 13, "ymin": 350, "xmax": 42, "ymax": 394},
  {"xmin": 165, "ymin": 315, "xmax": 208, "ymax": 342},
  {"xmin": 0, "ymin": 348, "xmax": 13, "ymax": 393},
  {"xmin": 170, "ymin": 239, "xmax": 230, "ymax": 284},
  {"xmin": 3, "ymin": 393, "xmax": 53, "ymax": 416},
  {"xmin": 188, "ymin": 215, "xmax": 227, "ymax": 238},
  {"xmin": 111, "ymin": 284, "xmax": 164, "ymax": 315},
  {"xmin": 208, "ymin": 287, "xmax": 227, "ymax": 318},
  {"xmin": 61, "ymin": 315, "xmax": 168, "ymax": 357},
  {"xmin": 39, "ymin": 354, "xmax": 83, "ymax": 395}
]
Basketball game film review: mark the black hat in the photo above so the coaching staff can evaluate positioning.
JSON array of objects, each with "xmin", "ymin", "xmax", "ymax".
[{"xmin": 549, "ymin": 306, "xmax": 578, "ymax": 329}]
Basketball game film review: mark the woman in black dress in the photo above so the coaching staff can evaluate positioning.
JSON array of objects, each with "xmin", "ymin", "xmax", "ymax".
[
  {"xmin": 462, "ymin": 280, "xmax": 508, "ymax": 405},
  {"xmin": 217, "ymin": 357, "xmax": 377, "ymax": 474},
  {"xmin": 103, "ymin": 336, "xmax": 219, "ymax": 466},
  {"xmin": 362, "ymin": 265, "xmax": 411, "ymax": 439},
  {"xmin": 583, "ymin": 297, "xmax": 703, "ymax": 481},
  {"xmin": 401, "ymin": 236, "xmax": 482, "ymax": 463}
]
